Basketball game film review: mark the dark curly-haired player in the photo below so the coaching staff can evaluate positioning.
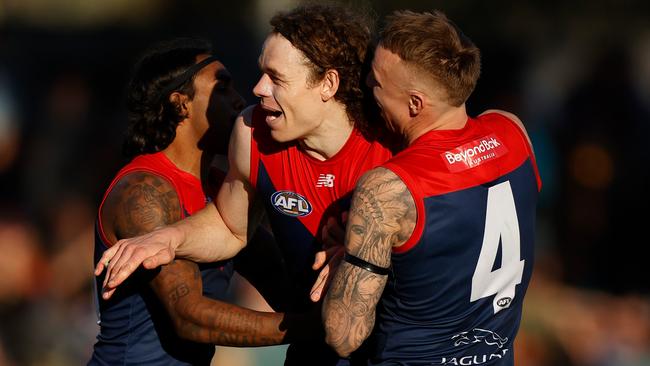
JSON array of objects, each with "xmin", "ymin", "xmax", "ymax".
[
  {"xmin": 96, "ymin": 4, "xmax": 395, "ymax": 366},
  {"xmin": 89, "ymin": 38, "xmax": 313, "ymax": 366}
]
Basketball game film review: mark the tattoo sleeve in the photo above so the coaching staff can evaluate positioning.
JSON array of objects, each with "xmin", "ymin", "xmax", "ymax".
[
  {"xmin": 113, "ymin": 172, "xmax": 181, "ymax": 239},
  {"xmin": 323, "ymin": 168, "xmax": 416, "ymax": 357},
  {"xmin": 110, "ymin": 172, "xmax": 308, "ymax": 346},
  {"xmin": 151, "ymin": 259, "xmax": 310, "ymax": 346}
]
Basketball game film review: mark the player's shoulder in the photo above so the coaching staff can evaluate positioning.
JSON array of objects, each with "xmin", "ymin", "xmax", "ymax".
[
  {"xmin": 357, "ymin": 166, "xmax": 406, "ymax": 191},
  {"xmin": 479, "ymin": 109, "xmax": 523, "ymax": 129},
  {"xmin": 101, "ymin": 169, "xmax": 181, "ymax": 243},
  {"xmin": 232, "ymin": 104, "xmax": 256, "ymax": 138},
  {"xmin": 106, "ymin": 170, "xmax": 177, "ymax": 207},
  {"xmin": 478, "ymin": 109, "xmax": 534, "ymax": 153},
  {"xmin": 239, "ymin": 104, "xmax": 256, "ymax": 127}
]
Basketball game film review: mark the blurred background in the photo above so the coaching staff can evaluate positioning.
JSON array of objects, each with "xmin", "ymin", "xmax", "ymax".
[{"xmin": 0, "ymin": 0, "xmax": 649, "ymax": 365}]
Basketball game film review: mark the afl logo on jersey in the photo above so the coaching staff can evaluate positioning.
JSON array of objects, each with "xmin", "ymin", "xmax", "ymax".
[
  {"xmin": 496, "ymin": 297, "xmax": 512, "ymax": 308},
  {"xmin": 271, "ymin": 190, "xmax": 312, "ymax": 217}
]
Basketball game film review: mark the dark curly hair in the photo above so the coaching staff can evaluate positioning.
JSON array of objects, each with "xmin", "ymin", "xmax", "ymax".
[
  {"xmin": 270, "ymin": 4, "xmax": 373, "ymax": 133},
  {"xmin": 123, "ymin": 38, "xmax": 213, "ymax": 159}
]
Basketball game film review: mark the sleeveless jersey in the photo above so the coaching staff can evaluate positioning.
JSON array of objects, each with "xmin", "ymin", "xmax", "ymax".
[
  {"xmin": 89, "ymin": 152, "xmax": 234, "ymax": 366},
  {"xmin": 249, "ymin": 105, "xmax": 393, "ymax": 366},
  {"xmin": 370, "ymin": 113, "xmax": 541, "ymax": 366}
]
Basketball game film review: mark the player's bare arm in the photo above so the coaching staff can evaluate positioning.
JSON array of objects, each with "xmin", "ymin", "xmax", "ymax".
[
  {"xmin": 215, "ymin": 105, "xmax": 259, "ymax": 248},
  {"xmin": 323, "ymin": 168, "xmax": 416, "ymax": 357},
  {"xmin": 96, "ymin": 107, "xmax": 257, "ymax": 299},
  {"xmin": 101, "ymin": 171, "xmax": 301, "ymax": 346},
  {"xmin": 150, "ymin": 258, "xmax": 310, "ymax": 346},
  {"xmin": 97, "ymin": 197, "xmax": 243, "ymax": 299},
  {"xmin": 103, "ymin": 171, "xmax": 181, "ymax": 239},
  {"xmin": 98, "ymin": 171, "xmax": 186, "ymax": 296}
]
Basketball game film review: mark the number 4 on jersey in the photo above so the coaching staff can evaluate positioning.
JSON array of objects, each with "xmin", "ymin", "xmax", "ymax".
[{"xmin": 470, "ymin": 181, "xmax": 525, "ymax": 314}]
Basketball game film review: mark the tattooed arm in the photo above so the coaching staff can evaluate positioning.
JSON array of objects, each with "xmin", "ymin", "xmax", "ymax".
[
  {"xmin": 98, "ymin": 109, "xmax": 256, "ymax": 299},
  {"xmin": 102, "ymin": 171, "xmax": 312, "ymax": 346},
  {"xmin": 322, "ymin": 168, "xmax": 416, "ymax": 357},
  {"xmin": 150, "ymin": 259, "xmax": 312, "ymax": 346}
]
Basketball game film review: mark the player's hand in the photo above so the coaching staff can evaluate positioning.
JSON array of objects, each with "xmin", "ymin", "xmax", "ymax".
[
  {"xmin": 310, "ymin": 213, "xmax": 347, "ymax": 302},
  {"xmin": 94, "ymin": 226, "xmax": 180, "ymax": 299}
]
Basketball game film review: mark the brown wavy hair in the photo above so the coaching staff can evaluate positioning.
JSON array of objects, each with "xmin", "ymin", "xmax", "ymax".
[
  {"xmin": 379, "ymin": 10, "xmax": 481, "ymax": 107},
  {"xmin": 270, "ymin": 4, "xmax": 373, "ymax": 132}
]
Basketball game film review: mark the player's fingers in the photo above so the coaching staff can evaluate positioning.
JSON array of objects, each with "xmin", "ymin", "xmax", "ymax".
[
  {"xmin": 104, "ymin": 242, "xmax": 137, "ymax": 288},
  {"xmin": 103, "ymin": 242, "xmax": 127, "ymax": 289},
  {"xmin": 106, "ymin": 245, "xmax": 149, "ymax": 288},
  {"xmin": 323, "ymin": 218, "xmax": 346, "ymax": 250},
  {"xmin": 142, "ymin": 249, "xmax": 173, "ymax": 269},
  {"xmin": 310, "ymin": 264, "xmax": 330, "ymax": 302},
  {"xmin": 312, "ymin": 250, "xmax": 327, "ymax": 270},
  {"xmin": 102, "ymin": 287, "xmax": 116, "ymax": 300},
  {"xmin": 94, "ymin": 261, "xmax": 105, "ymax": 277},
  {"xmin": 107, "ymin": 259, "xmax": 139, "ymax": 289},
  {"xmin": 95, "ymin": 244, "xmax": 120, "ymax": 276}
]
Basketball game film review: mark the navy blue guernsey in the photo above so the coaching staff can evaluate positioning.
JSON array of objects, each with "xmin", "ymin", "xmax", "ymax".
[
  {"xmin": 89, "ymin": 153, "xmax": 234, "ymax": 366},
  {"xmin": 371, "ymin": 113, "xmax": 541, "ymax": 366}
]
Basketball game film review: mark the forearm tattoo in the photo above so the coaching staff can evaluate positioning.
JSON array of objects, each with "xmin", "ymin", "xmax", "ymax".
[
  {"xmin": 152, "ymin": 259, "xmax": 287, "ymax": 346},
  {"xmin": 180, "ymin": 304, "xmax": 281, "ymax": 346},
  {"xmin": 324, "ymin": 168, "xmax": 416, "ymax": 354}
]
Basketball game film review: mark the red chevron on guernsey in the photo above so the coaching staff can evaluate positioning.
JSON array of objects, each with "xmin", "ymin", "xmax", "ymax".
[{"xmin": 441, "ymin": 134, "xmax": 508, "ymax": 173}]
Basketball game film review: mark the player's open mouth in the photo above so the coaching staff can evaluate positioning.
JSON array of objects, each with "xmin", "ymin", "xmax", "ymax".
[
  {"xmin": 262, "ymin": 107, "xmax": 283, "ymax": 124},
  {"xmin": 267, "ymin": 110, "xmax": 282, "ymax": 119}
]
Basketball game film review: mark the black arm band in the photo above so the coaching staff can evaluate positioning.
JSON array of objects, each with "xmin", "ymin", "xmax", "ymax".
[{"xmin": 343, "ymin": 252, "xmax": 390, "ymax": 276}]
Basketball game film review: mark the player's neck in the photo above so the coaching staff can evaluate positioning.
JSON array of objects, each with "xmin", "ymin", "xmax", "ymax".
[
  {"xmin": 298, "ymin": 107, "xmax": 354, "ymax": 161},
  {"xmin": 405, "ymin": 104, "xmax": 468, "ymax": 144},
  {"xmin": 163, "ymin": 140, "xmax": 203, "ymax": 179}
]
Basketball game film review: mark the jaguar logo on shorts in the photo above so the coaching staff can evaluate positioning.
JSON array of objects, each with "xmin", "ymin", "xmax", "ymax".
[{"xmin": 271, "ymin": 190, "xmax": 312, "ymax": 217}]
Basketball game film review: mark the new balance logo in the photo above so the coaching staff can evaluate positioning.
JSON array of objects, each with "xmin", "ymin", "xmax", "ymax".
[{"xmin": 316, "ymin": 174, "xmax": 335, "ymax": 187}]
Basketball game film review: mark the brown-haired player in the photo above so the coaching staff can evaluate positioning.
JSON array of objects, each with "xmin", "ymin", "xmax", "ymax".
[
  {"xmin": 96, "ymin": 4, "xmax": 394, "ymax": 365},
  {"xmin": 323, "ymin": 10, "xmax": 541, "ymax": 365}
]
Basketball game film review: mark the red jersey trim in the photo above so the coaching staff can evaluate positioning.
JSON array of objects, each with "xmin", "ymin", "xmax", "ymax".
[
  {"xmin": 482, "ymin": 112, "xmax": 542, "ymax": 191},
  {"xmin": 249, "ymin": 107, "xmax": 263, "ymax": 190},
  {"xmin": 250, "ymin": 133, "xmax": 260, "ymax": 191},
  {"xmin": 383, "ymin": 163, "xmax": 426, "ymax": 254}
]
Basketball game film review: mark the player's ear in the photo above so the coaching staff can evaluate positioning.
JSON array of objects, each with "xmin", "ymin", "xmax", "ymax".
[
  {"xmin": 321, "ymin": 69, "xmax": 340, "ymax": 102},
  {"xmin": 408, "ymin": 93, "xmax": 424, "ymax": 117},
  {"xmin": 169, "ymin": 91, "xmax": 190, "ymax": 120}
]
